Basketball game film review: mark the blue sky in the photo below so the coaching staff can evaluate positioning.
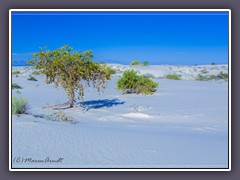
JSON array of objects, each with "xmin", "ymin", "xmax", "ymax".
[{"xmin": 12, "ymin": 11, "xmax": 229, "ymax": 65}]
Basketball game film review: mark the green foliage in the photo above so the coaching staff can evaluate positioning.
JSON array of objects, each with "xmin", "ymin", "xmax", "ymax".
[
  {"xmin": 12, "ymin": 71, "xmax": 20, "ymax": 75},
  {"xmin": 211, "ymin": 62, "xmax": 216, "ymax": 65},
  {"xmin": 46, "ymin": 111, "xmax": 75, "ymax": 123},
  {"xmin": 142, "ymin": 61, "xmax": 149, "ymax": 66},
  {"xmin": 117, "ymin": 70, "xmax": 158, "ymax": 95},
  {"xmin": 28, "ymin": 45, "xmax": 110, "ymax": 107},
  {"xmin": 32, "ymin": 71, "xmax": 40, "ymax": 75},
  {"xmin": 200, "ymin": 69, "xmax": 208, "ymax": 74},
  {"xmin": 130, "ymin": 60, "xmax": 140, "ymax": 66},
  {"xmin": 217, "ymin": 72, "xmax": 228, "ymax": 80},
  {"xmin": 27, "ymin": 75, "xmax": 38, "ymax": 81},
  {"xmin": 195, "ymin": 72, "xmax": 228, "ymax": 81},
  {"xmin": 106, "ymin": 66, "xmax": 117, "ymax": 75},
  {"xmin": 165, "ymin": 74, "xmax": 181, "ymax": 80},
  {"xmin": 12, "ymin": 83, "xmax": 22, "ymax": 89},
  {"xmin": 12, "ymin": 96, "xmax": 28, "ymax": 114}
]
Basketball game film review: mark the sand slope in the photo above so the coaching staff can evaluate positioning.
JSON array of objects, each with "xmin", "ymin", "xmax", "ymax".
[{"xmin": 11, "ymin": 65, "xmax": 228, "ymax": 168}]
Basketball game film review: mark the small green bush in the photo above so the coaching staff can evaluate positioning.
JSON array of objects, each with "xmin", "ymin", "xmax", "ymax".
[
  {"xmin": 211, "ymin": 62, "xmax": 216, "ymax": 65},
  {"xmin": 201, "ymin": 69, "xmax": 208, "ymax": 74},
  {"xmin": 12, "ymin": 96, "xmax": 28, "ymax": 114},
  {"xmin": 217, "ymin": 72, "xmax": 228, "ymax": 80},
  {"xmin": 12, "ymin": 71, "xmax": 20, "ymax": 75},
  {"xmin": 46, "ymin": 111, "xmax": 75, "ymax": 123},
  {"xmin": 130, "ymin": 60, "xmax": 140, "ymax": 66},
  {"xmin": 32, "ymin": 71, "xmax": 40, "ymax": 75},
  {"xmin": 142, "ymin": 61, "xmax": 149, "ymax": 66},
  {"xmin": 165, "ymin": 74, "xmax": 181, "ymax": 80},
  {"xmin": 117, "ymin": 70, "xmax": 158, "ymax": 95},
  {"xmin": 195, "ymin": 74, "xmax": 217, "ymax": 81},
  {"xmin": 106, "ymin": 66, "xmax": 117, "ymax": 75},
  {"xmin": 27, "ymin": 75, "xmax": 38, "ymax": 81},
  {"xmin": 12, "ymin": 83, "xmax": 22, "ymax": 89}
]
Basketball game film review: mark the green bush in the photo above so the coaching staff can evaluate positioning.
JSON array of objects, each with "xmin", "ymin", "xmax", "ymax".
[
  {"xmin": 130, "ymin": 60, "xmax": 140, "ymax": 66},
  {"xmin": 211, "ymin": 62, "xmax": 216, "ymax": 65},
  {"xmin": 12, "ymin": 96, "xmax": 28, "ymax": 114},
  {"xmin": 27, "ymin": 75, "xmax": 38, "ymax": 81},
  {"xmin": 12, "ymin": 83, "xmax": 22, "ymax": 89},
  {"xmin": 32, "ymin": 71, "xmax": 40, "ymax": 75},
  {"xmin": 165, "ymin": 74, "xmax": 181, "ymax": 80},
  {"xmin": 12, "ymin": 71, "xmax": 20, "ymax": 75},
  {"xmin": 106, "ymin": 66, "xmax": 117, "ymax": 75},
  {"xmin": 142, "ymin": 61, "xmax": 149, "ymax": 66},
  {"xmin": 200, "ymin": 69, "xmax": 208, "ymax": 74},
  {"xmin": 117, "ymin": 70, "xmax": 158, "ymax": 95},
  {"xmin": 217, "ymin": 72, "xmax": 228, "ymax": 80},
  {"xmin": 195, "ymin": 74, "xmax": 217, "ymax": 81}
]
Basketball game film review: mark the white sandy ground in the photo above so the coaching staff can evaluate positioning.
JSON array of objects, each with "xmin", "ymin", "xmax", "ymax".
[{"xmin": 11, "ymin": 65, "xmax": 228, "ymax": 168}]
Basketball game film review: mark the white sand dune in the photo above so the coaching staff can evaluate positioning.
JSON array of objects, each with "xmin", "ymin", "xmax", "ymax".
[{"xmin": 11, "ymin": 65, "xmax": 228, "ymax": 168}]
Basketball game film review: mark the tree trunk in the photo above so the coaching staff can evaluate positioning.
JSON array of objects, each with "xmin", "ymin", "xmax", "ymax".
[{"xmin": 69, "ymin": 92, "xmax": 75, "ymax": 108}]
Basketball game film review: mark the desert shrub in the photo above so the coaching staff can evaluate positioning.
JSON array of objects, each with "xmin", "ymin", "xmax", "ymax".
[
  {"xmin": 106, "ymin": 66, "xmax": 117, "ymax": 75},
  {"xmin": 201, "ymin": 69, "xmax": 208, "ymax": 74},
  {"xmin": 117, "ymin": 70, "xmax": 158, "ymax": 95},
  {"xmin": 12, "ymin": 83, "xmax": 22, "ymax": 89},
  {"xmin": 195, "ymin": 74, "xmax": 218, "ymax": 81},
  {"xmin": 143, "ymin": 73, "xmax": 156, "ymax": 79},
  {"xmin": 12, "ymin": 96, "xmax": 28, "ymax": 114},
  {"xmin": 46, "ymin": 111, "xmax": 75, "ymax": 123},
  {"xmin": 130, "ymin": 60, "xmax": 140, "ymax": 66},
  {"xmin": 211, "ymin": 62, "xmax": 216, "ymax": 65},
  {"xmin": 165, "ymin": 74, "xmax": 181, "ymax": 80},
  {"xmin": 32, "ymin": 71, "xmax": 40, "ymax": 75},
  {"xmin": 27, "ymin": 75, "xmax": 38, "ymax": 81},
  {"xmin": 12, "ymin": 71, "xmax": 20, "ymax": 75},
  {"xmin": 142, "ymin": 61, "xmax": 149, "ymax": 66},
  {"xmin": 216, "ymin": 72, "xmax": 228, "ymax": 80}
]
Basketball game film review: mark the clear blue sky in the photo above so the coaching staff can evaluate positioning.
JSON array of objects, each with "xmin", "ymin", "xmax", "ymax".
[{"xmin": 12, "ymin": 11, "xmax": 229, "ymax": 65}]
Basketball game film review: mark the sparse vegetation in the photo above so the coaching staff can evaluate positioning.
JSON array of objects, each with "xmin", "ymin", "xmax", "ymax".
[
  {"xmin": 130, "ymin": 60, "xmax": 140, "ymax": 66},
  {"xmin": 46, "ymin": 111, "xmax": 75, "ymax": 123},
  {"xmin": 106, "ymin": 66, "xmax": 117, "ymax": 75},
  {"xmin": 142, "ymin": 61, "xmax": 149, "ymax": 66},
  {"xmin": 12, "ymin": 71, "xmax": 20, "ymax": 75},
  {"xmin": 12, "ymin": 96, "xmax": 28, "ymax": 114},
  {"xmin": 117, "ymin": 70, "xmax": 158, "ymax": 95},
  {"xmin": 211, "ymin": 62, "xmax": 216, "ymax": 65},
  {"xmin": 32, "ymin": 71, "xmax": 40, "ymax": 75},
  {"xmin": 196, "ymin": 72, "xmax": 228, "ymax": 81},
  {"xmin": 12, "ymin": 83, "xmax": 22, "ymax": 89},
  {"xmin": 165, "ymin": 74, "xmax": 181, "ymax": 80},
  {"xmin": 27, "ymin": 75, "xmax": 38, "ymax": 81},
  {"xmin": 143, "ymin": 73, "xmax": 156, "ymax": 79},
  {"xmin": 217, "ymin": 72, "xmax": 228, "ymax": 80},
  {"xmin": 201, "ymin": 69, "xmax": 208, "ymax": 74}
]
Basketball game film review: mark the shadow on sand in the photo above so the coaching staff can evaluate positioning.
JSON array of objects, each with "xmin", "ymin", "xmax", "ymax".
[{"xmin": 79, "ymin": 98, "xmax": 125, "ymax": 111}]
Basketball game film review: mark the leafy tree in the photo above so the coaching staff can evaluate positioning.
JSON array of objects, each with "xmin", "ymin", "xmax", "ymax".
[
  {"xmin": 28, "ymin": 45, "xmax": 110, "ymax": 108},
  {"xmin": 117, "ymin": 70, "xmax": 158, "ymax": 95}
]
